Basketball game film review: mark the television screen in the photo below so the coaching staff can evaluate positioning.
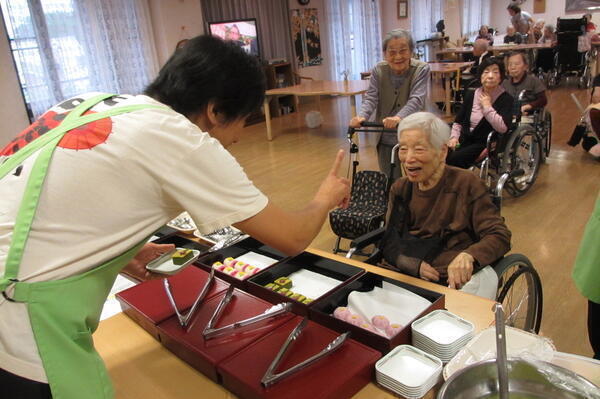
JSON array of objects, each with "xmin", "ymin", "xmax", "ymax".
[{"xmin": 207, "ymin": 19, "xmax": 260, "ymax": 58}]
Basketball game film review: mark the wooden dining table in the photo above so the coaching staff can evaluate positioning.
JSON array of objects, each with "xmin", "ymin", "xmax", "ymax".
[
  {"xmin": 428, "ymin": 61, "xmax": 474, "ymax": 116},
  {"xmin": 263, "ymin": 80, "xmax": 370, "ymax": 141},
  {"xmin": 436, "ymin": 42, "xmax": 554, "ymax": 60},
  {"xmin": 94, "ymin": 247, "xmax": 499, "ymax": 399}
]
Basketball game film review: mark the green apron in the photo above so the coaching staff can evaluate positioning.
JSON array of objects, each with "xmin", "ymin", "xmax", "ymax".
[
  {"xmin": 573, "ymin": 193, "xmax": 600, "ymax": 304},
  {"xmin": 0, "ymin": 94, "xmax": 164, "ymax": 398}
]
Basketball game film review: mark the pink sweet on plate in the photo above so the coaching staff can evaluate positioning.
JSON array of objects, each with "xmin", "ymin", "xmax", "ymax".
[
  {"xmin": 385, "ymin": 323, "xmax": 403, "ymax": 338},
  {"xmin": 333, "ymin": 306, "xmax": 351, "ymax": 320},
  {"xmin": 371, "ymin": 315, "xmax": 390, "ymax": 330}
]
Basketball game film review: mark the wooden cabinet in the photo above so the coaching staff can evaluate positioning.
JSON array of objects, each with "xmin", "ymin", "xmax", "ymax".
[{"xmin": 264, "ymin": 62, "xmax": 296, "ymax": 117}]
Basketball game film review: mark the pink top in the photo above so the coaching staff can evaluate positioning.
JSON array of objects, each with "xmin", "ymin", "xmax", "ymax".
[{"xmin": 450, "ymin": 86, "xmax": 508, "ymax": 140}]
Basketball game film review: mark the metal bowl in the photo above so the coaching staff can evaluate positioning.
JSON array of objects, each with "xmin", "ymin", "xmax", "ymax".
[{"xmin": 437, "ymin": 358, "xmax": 600, "ymax": 399}]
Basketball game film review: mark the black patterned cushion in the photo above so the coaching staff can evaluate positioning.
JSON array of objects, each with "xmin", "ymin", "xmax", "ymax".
[{"xmin": 329, "ymin": 170, "xmax": 388, "ymax": 239}]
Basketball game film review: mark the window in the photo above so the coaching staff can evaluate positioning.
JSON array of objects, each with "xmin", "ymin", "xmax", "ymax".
[
  {"xmin": 0, "ymin": 0, "xmax": 158, "ymax": 120},
  {"xmin": 462, "ymin": 0, "xmax": 491, "ymax": 40}
]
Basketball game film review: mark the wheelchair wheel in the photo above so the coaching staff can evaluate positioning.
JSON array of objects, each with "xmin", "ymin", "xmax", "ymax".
[
  {"xmin": 503, "ymin": 126, "xmax": 542, "ymax": 197},
  {"xmin": 495, "ymin": 254, "xmax": 543, "ymax": 334}
]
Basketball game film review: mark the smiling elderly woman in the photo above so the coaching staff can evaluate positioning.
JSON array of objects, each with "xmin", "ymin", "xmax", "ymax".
[{"xmin": 379, "ymin": 112, "xmax": 511, "ymax": 298}]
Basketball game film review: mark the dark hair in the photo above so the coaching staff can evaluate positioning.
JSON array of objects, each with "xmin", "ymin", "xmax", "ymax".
[
  {"xmin": 507, "ymin": 50, "xmax": 529, "ymax": 65},
  {"xmin": 145, "ymin": 35, "xmax": 265, "ymax": 123},
  {"xmin": 507, "ymin": 4, "xmax": 521, "ymax": 13},
  {"xmin": 478, "ymin": 56, "xmax": 506, "ymax": 81}
]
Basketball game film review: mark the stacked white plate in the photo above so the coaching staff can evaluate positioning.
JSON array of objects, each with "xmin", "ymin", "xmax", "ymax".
[
  {"xmin": 411, "ymin": 310, "xmax": 474, "ymax": 363},
  {"xmin": 375, "ymin": 345, "xmax": 443, "ymax": 398}
]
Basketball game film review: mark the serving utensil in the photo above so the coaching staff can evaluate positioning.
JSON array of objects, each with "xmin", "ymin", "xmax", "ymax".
[{"xmin": 163, "ymin": 268, "xmax": 215, "ymax": 329}]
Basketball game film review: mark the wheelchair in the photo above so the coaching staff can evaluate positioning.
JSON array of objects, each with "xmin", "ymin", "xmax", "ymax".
[
  {"xmin": 329, "ymin": 122, "xmax": 397, "ymax": 255},
  {"xmin": 345, "ymin": 226, "xmax": 543, "ymax": 334},
  {"xmin": 546, "ymin": 17, "xmax": 594, "ymax": 89},
  {"xmin": 470, "ymin": 90, "xmax": 548, "ymax": 206}
]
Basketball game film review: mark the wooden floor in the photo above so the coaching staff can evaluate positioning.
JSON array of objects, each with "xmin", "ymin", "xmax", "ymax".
[{"xmin": 228, "ymin": 80, "xmax": 600, "ymax": 357}]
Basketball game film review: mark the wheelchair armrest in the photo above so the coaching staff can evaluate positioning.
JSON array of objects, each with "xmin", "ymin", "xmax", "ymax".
[{"xmin": 349, "ymin": 226, "xmax": 385, "ymax": 251}]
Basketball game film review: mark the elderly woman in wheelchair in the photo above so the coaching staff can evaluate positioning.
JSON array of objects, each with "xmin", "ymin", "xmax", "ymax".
[
  {"xmin": 347, "ymin": 112, "xmax": 543, "ymax": 332},
  {"xmin": 353, "ymin": 112, "xmax": 511, "ymax": 300}
]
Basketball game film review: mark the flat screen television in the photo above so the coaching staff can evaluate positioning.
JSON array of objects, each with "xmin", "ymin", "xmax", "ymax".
[{"xmin": 207, "ymin": 18, "xmax": 260, "ymax": 58}]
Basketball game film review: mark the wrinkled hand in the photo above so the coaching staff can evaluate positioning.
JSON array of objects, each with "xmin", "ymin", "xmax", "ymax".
[
  {"xmin": 349, "ymin": 116, "xmax": 366, "ymax": 128},
  {"xmin": 121, "ymin": 243, "xmax": 176, "ymax": 281},
  {"xmin": 479, "ymin": 92, "xmax": 492, "ymax": 109},
  {"xmin": 447, "ymin": 252, "xmax": 475, "ymax": 289},
  {"xmin": 382, "ymin": 116, "xmax": 401, "ymax": 129},
  {"xmin": 315, "ymin": 149, "xmax": 351, "ymax": 209},
  {"xmin": 419, "ymin": 261, "xmax": 440, "ymax": 282},
  {"xmin": 447, "ymin": 137, "xmax": 459, "ymax": 149}
]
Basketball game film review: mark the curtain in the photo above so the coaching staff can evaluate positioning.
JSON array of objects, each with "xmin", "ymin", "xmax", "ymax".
[
  {"xmin": 461, "ymin": 0, "xmax": 490, "ymax": 40},
  {"xmin": 325, "ymin": 0, "xmax": 382, "ymax": 81},
  {"xmin": 0, "ymin": 0, "xmax": 158, "ymax": 119},
  {"xmin": 410, "ymin": 0, "xmax": 444, "ymax": 42},
  {"xmin": 200, "ymin": 0, "xmax": 294, "ymax": 64}
]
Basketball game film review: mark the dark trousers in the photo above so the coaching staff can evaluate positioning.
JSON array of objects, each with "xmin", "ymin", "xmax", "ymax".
[
  {"xmin": 446, "ymin": 142, "xmax": 486, "ymax": 169},
  {"xmin": 376, "ymin": 142, "xmax": 401, "ymax": 181},
  {"xmin": 0, "ymin": 368, "xmax": 52, "ymax": 398},
  {"xmin": 589, "ymin": 300, "xmax": 600, "ymax": 360}
]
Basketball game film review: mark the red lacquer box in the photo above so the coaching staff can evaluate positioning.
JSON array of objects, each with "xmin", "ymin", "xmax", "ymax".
[
  {"xmin": 218, "ymin": 316, "xmax": 381, "ymax": 399},
  {"xmin": 246, "ymin": 252, "xmax": 365, "ymax": 316},
  {"xmin": 309, "ymin": 272, "xmax": 445, "ymax": 354},
  {"xmin": 116, "ymin": 266, "xmax": 228, "ymax": 340},
  {"xmin": 157, "ymin": 288, "xmax": 295, "ymax": 382},
  {"xmin": 196, "ymin": 237, "xmax": 287, "ymax": 289}
]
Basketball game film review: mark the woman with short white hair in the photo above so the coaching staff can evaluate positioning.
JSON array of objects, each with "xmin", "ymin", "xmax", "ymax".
[{"xmin": 379, "ymin": 112, "xmax": 511, "ymax": 299}]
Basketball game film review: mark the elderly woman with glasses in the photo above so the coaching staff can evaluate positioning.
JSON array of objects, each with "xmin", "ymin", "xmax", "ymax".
[
  {"xmin": 379, "ymin": 112, "xmax": 511, "ymax": 298},
  {"xmin": 349, "ymin": 29, "xmax": 430, "ymax": 180}
]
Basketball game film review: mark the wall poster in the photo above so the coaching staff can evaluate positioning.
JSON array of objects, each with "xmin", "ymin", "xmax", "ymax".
[{"xmin": 291, "ymin": 8, "xmax": 323, "ymax": 68}]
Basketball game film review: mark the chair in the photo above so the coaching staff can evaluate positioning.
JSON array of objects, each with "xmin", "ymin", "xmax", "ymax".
[
  {"xmin": 547, "ymin": 17, "xmax": 593, "ymax": 89},
  {"xmin": 346, "ymin": 227, "xmax": 543, "ymax": 334}
]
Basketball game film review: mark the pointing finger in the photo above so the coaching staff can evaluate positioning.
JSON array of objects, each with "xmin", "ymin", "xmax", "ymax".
[{"xmin": 329, "ymin": 149, "xmax": 345, "ymax": 176}]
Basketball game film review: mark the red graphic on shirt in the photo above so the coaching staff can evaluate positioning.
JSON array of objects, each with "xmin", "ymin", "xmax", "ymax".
[{"xmin": 0, "ymin": 109, "xmax": 113, "ymax": 156}]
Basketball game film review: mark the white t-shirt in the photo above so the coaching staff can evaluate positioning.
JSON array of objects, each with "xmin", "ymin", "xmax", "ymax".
[{"xmin": 0, "ymin": 93, "xmax": 268, "ymax": 382}]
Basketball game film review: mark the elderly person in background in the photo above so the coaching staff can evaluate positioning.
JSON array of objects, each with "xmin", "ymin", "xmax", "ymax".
[
  {"xmin": 507, "ymin": 3, "xmax": 534, "ymax": 37},
  {"xmin": 447, "ymin": 57, "xmax": 514, "ymax": 168},
  {"xmin": 476, "ymin": 25, "xmax": 494, "ymax": 46},
  {"xmin": 538, "ymin": 24, "xmax": 556, "ymax": 44},
  {"xmin": 379, "ymin": 112, "xmax": 511, "ymax": 298},
  {"xmin": 532, "ymin": 19, "xmax": 545, "ymax": 42},
  {"xmin": 502, "ymin": 51, "xmax": 547, "ymax": 115},
  {"xmin": 349, "ymin": 29, "xmax": 430, "ymax": 179},
  {"xmin": 504, "ymin": 25, "xmax": 523, "ymax": 44}
]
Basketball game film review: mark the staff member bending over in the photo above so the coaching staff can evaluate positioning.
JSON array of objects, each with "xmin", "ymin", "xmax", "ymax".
[
  {"xmin": 349, "ymin": 29, "xmax": 430, "ymax": 180},
  {"xmin": 0, "ymin": 35, "xmax": 350, "ymax": 399}
]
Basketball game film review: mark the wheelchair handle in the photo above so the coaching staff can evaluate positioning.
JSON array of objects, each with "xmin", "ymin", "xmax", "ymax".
[{"xmin": 347, "ymin": 121, "xmax": 397, "ymax": 139}]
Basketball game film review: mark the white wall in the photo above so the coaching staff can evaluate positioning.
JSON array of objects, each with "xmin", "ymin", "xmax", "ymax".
[
  {"xmin": 380, "ymin": 0, "xmax": 410, "ymax": 36},
  {"xmin": 490, "ymin": 0, "xmax": 600, "ymax": 35},
  {"xmin": 148, "ymin": 0, "xmax": 204, "ymax": 67},
  {"xmin": 0, "ymin": 18, "xmax": 30, "ymax": 147}
]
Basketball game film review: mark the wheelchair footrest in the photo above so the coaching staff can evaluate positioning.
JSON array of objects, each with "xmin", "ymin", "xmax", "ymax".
[{"xmin": 509, "ymin": 168, "xmax": 525, "ymax": 178}]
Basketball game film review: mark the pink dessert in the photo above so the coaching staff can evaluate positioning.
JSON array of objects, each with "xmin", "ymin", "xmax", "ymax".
[
  {"xmin": 385, "ymin": 323, "xmax": 403, "ymax": 338},
  {"xmin": 223, "ymin": 257, "xmax": 237, "ymax": 268},
  {"xmin": 346, "ymin": 313, "xmax": 365, "ymax": 326},
  {"xmin": 358, "ymin": 322, "xmax": 378, "ymax": 333},
  {"xmin": 371, "ymin": 315, "xmax": 390, "ymax": 330},
  {"xmin": 234, "ymin": 261, "xmax": 247, "ymax": 271},
  {"xmin": 333, "ymin": 306, "xmax": 351, "ymax": 320}
]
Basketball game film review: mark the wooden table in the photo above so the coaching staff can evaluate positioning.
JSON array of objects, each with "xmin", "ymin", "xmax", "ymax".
[
  {"xmin": 95, "ymin": 248, "xmax": 496, "ymax": 399},
  {"xmin": 436, "ymin": 42, "xmax": 554, "ymax": 60},
  {"xmin": 263, "ymin": 80, "xmax": 370, "ymax": 140},
  {"xmin": 428, "ymin": 62, "xmax": 474, "ymax": 116}
]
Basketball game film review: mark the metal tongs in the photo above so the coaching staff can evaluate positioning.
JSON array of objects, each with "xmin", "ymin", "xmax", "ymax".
[
  {"xmin": 202, "ymin": 285, "xmax": 292, "ymax": 339},
  {"xmin": 494, "ymin": 303, "xmax": 509, "ymax": 399},
  {"xmin": 163, "ymin": 268, "xmax": 215, "ymax": 329},
  {"xmin": 261, "ymin": 318, "xmax": 349, "ymax": 387}
]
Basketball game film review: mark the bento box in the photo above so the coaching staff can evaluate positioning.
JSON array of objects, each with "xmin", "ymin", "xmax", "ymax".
[
  {"xmin": 309, "ymin": 272, "xmax": 445, "ymax": 354},
  {"xmin": 218, "ymin": 315, "xmax": 381, "ymax": 399},
  {"xmin": 116, "ymin": 266, "xmax": 228, "ymax": 340},
  {"xmin": 196, "ymin": 237, "xmax": 287, "ymax": 289},
  {"xmin": 157, "ymin": 287, "xmax": 294, "ymax": 382},
  {"xmin": 246, "ymin": 251, "xmax": 365, "ymax": 316}
]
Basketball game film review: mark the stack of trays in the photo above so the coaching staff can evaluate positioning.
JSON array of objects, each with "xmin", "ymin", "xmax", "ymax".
[
  {"xmin": 411, "ymin": 310, "xmax": 474, "ymax": 362},
  {"xmin": 375, "ymin": 345, "xmax": 442, "ymax": 398}
]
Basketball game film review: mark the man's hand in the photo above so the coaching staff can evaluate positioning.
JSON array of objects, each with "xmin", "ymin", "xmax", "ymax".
[
  {"xmin": 447, "ymin": 252, "xmax": 475, "ymax": 289},
  {"xmin": 349, "ymin": 116, "xmax": 366, "ymax": 128},
  {"xmin": 447, "ymin": 137, "xmax": 459, "ymax": 149},
  {"xmin": 419, "ymin": 261, "xmax": 440, "ymax": 282},
  {"xmin": 382, "ymin": 116, "xmax": 401, "ymax": 129},
  {"xmin": 121, "ymin": 243, "xmax": 176, "ymax": 281},
  {"xmin": 314, "ymin": 149, "xmax": 351, "ymax": 209},
  {"xmin": 479, "ymin": 92, "xmax": 492, "ymax": 109}
]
